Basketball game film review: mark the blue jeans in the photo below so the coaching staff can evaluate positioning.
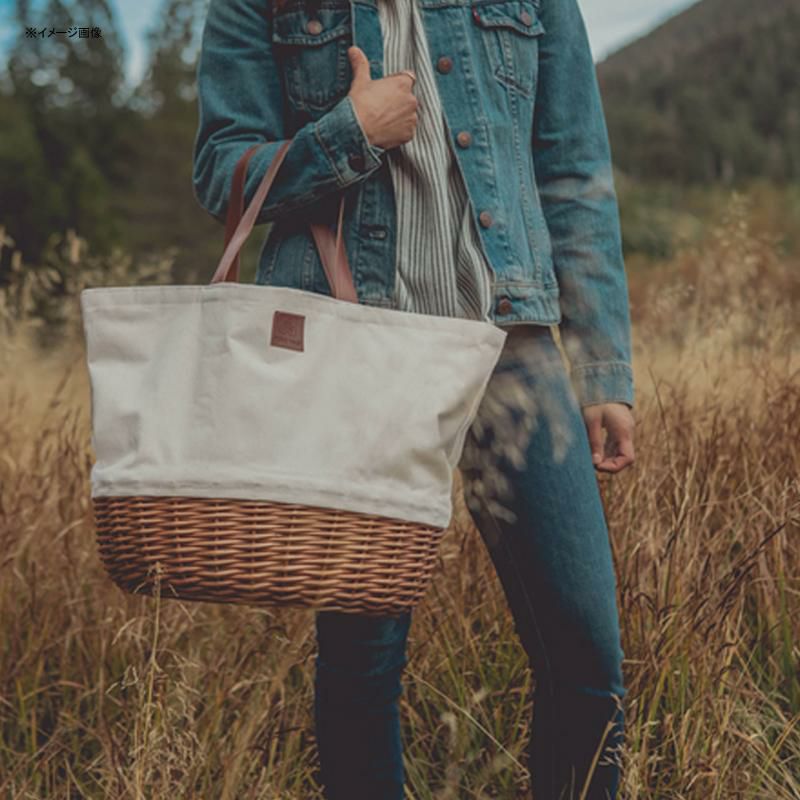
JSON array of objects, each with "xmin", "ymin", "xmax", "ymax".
[{"xmin": 313, "ymin": 324, "xmax": 627, "ymax": 799}]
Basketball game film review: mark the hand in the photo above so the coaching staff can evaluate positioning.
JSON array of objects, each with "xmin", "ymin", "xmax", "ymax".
[
  {"xmin": 347, "ymin": 46, "xmax": 418, "ymax": 150},
  {"xmin": 582, "ymin": 402, "xmax": 635, "ymax": 473}
]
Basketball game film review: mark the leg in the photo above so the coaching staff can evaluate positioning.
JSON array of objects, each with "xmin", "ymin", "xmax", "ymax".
[
  {"xmin": 313, "ymin": 609, "xmax": 412, "ymax": 800},
  {"xmin": 460, "ymin": 325, "xmax": 627, "ymax": 800}
]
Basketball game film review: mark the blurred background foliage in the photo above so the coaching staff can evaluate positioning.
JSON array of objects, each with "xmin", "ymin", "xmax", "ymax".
[
  {"xmin": 0, "ymin": 0, "xmax": 798, "ymax": 300},
  {"xmin": 0, "ymin": 0, "xmax": 223, "ymax": 288}
]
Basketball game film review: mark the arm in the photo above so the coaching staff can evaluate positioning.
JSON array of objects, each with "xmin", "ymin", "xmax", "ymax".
[
  {"xmin": 192, "ymin": 0, "xmax": 385, "ymax": 225},
  {"xmin": 532, "ymin": 0, "xmax": 634, "ymax": 409}
]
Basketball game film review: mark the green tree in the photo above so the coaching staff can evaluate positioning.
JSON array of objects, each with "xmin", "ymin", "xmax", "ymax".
[
  {"xmin": 118, "ymin": 0, "xmax": 230, "ymax": 282},
  {"xmin": 0, "ymin": 0, "xmax": 140, "ymax": 264}
]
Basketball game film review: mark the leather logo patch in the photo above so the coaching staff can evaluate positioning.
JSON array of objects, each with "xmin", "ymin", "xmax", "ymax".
[{"xmin": 271, "ymin": 310, "xmax": 305, "ymax": 352}]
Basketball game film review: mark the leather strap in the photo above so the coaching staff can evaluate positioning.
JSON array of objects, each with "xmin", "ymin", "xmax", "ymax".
[
  {"xmin": 221, "ymin": 142, "xmax": 264, "ymax": 283},
  {"xmin": 213, "ymin": 138, "xmax": 359, "ymax": 304},
  {"xmin": 309, "ymin": 194, "xmax": 359, "ymax": 303}
]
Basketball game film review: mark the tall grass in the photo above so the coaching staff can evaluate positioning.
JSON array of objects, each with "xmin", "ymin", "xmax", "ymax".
[{"xmin": 1, "ymin": 193, "xmax": 798, "ymax": 798}]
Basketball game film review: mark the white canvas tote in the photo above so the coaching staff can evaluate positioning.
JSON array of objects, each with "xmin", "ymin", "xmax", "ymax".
[{"xmin": 80, "ymin": 138, "xmax": 507, "ymax": 612}]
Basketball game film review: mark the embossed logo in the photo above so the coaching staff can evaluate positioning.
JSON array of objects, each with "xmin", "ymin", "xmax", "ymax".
[{"xmin": 271, "ymin": 310, "xmax": 305, "ymax": 352}]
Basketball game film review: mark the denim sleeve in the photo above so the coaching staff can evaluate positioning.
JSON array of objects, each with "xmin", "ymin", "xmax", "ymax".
[
  {"xmin": 192, "ymin": 0, "xmax": 385, "ymax": 225},
  {"xmin": 532, "ymin": 0, "xmax": 634, "ymax": 410}
]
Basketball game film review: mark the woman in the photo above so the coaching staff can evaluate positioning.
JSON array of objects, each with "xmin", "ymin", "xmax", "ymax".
[{"xmin": 193, "ymin": 0, "xmax": 636, "ymax": 797}]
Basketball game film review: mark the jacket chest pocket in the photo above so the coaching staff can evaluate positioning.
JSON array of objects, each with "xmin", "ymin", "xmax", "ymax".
[
  {"xmin": 271, "ymin": 1, "xmax": 353, "ymax": 114},
  {"xmin": 471, "ymin": 0, "xmax": 545, "ymax": 98}
]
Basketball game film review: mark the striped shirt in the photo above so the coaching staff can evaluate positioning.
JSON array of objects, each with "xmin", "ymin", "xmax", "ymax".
[{"xmin": 376, "ymin": 0, "xmax": 494, "ymax": 321}]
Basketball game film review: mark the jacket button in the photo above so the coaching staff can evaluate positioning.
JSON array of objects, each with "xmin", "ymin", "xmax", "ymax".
[
  {"xmin": 519, "ymin": 10, "xmax": 532, "ymax": 26},
  {"xmin": 497, "ymin": 297, "xmax": 513, "ymax": 315},
  {"xmin": 437, "ymin": 56, "xmax": 453, "ymax": 74},
  {"xmin": 348, "ymin": 153, "xmax": 366, "ymax": 172},
  {"xmin": 306, "ymin": 19, "xmax": 323, "ymax": 34},
  {"xmin": 479, "ymin": 210, "xmax": 493, "ymax": 228},
  {"xmin": 456, "ymin": 131, "xmax": 472, "ymax": 148}
]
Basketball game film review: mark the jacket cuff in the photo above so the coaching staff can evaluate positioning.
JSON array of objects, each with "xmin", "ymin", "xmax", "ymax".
[
  {"xmin": 570, "ymin": 361, "xmax": 634, "ymax": 410},
  {"xmin": 314, "ymin": 94, "xmax": 385, "ymax": 186}
]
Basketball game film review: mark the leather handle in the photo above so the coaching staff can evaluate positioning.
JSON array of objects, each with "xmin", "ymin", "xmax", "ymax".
[
  {"xmin": 309, "ymin": 196, "xmax": 359, "ymax": 303},
  {"xmin": 219, "ymin": 141, "xmax": 264, "ymax": 283},
  {"xmin": 212, "ymin": 139, "xmax": 359, "ymax": 304},
  {"xmin": 211, "ymin": 140, "xmax": 291, "ymax": 285}
]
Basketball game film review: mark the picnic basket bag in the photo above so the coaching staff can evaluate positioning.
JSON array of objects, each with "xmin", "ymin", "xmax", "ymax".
[{"xmin": 80, "ymin": 137, "xmax": 507, "ymax": 616}]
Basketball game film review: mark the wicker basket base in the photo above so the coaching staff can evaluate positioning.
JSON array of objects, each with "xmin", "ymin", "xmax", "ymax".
[{"xmin": 92, "ymin": 495, "xmax": 445, "ymax": 615}]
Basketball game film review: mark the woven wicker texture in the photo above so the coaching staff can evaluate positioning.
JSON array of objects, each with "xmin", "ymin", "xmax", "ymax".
[{"xmin": 93, "ymin": 496, "xmax": 445, "ymax": 615}]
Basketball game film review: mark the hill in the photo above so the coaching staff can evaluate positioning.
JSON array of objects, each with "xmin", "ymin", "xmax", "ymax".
[{"xmin": 597, "ymin": 0, "xmax": 800, "ymax": 184}]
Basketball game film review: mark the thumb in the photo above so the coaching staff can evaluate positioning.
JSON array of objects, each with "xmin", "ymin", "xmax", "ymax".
[{"xmin": 348, "ymin": 46, "xmax": 371, "ymax": 87}]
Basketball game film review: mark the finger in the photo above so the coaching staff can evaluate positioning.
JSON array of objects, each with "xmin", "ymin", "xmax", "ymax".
[
  {"xmin": 595, "ymin": 454, "xmax": 634, "ymax": 473},
  {"xmin": 347, "ymin": 46, "xmax": 372, "ymax": 87},
  {"xmin": 388, "ymin": 69, "xmax": 416, "ymax": 89},
  {"xmin": 584, "ymin": 411, "xmax": 605, "ymax": 466},
  {"xmin": 596, "ymin": 432, "xmax": 635, "ymax": 473}
]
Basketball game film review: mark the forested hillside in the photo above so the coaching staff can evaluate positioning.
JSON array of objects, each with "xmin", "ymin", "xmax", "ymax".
[
  {"xmin": 598, "ymin": 0, "xmax": 800, "ymax": 184},
  {"xmin": 0, "ymin": 0, "xmax": 214, "ymax": 276},
  {"xmin": 1, "ymin": 0, "xmax": 798, "ymax": 278}
]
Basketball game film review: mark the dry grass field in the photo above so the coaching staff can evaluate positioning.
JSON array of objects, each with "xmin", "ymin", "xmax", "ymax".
[{"xmin": 1, "ymin": 194, "xmax": 798, "ymax": 798}]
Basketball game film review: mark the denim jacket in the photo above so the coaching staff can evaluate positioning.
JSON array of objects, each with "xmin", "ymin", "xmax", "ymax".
[{"xmin": 192, "ymin": 0, "xmax": 635, "ymax": 409}]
